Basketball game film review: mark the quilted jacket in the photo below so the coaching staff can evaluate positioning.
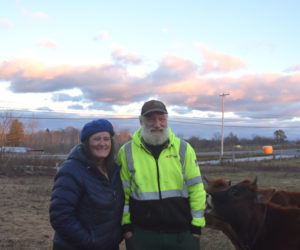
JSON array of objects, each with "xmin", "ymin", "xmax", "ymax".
[{"xmin": 50, "ymin": 144, "xmax": 124, "ymax": 250}]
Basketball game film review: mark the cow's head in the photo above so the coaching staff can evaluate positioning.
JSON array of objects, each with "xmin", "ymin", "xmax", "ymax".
[
  {"xmin": 204, "ymin": 177, "xmax": 231, "ymax": 193},
  {"xmin": 207, "ymin": 178, "xmax": 258, "ymax": 224}
]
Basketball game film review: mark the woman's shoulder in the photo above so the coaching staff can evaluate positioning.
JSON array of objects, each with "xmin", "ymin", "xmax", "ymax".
[{"xmin": 56, "ymin": 157, "xmax": 86, "ymax": 180}]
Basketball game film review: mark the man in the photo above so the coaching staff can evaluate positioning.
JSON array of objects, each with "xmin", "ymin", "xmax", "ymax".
[{"xmin": 118, "ymin": 100, "xmax": 206, "ymax": 250}]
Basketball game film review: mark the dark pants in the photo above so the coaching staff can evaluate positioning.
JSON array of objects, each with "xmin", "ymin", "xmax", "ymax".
[
  {"xmin": 125, "ymin": 226, "xmax": 200, "ymax": 250},
  {"xmin": 53, "ymin": 243, "xmax": 119, "ymax": 250}
]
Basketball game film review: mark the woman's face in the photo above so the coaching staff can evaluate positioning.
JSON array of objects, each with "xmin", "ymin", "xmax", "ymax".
[{"xmin": 88, "ymin": 131, "xmax": 111, "ymax": 160}]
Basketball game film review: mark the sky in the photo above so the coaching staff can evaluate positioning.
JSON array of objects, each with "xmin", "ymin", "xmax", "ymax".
[{"xmin": 1, "ymin": 0, "xmax": 300, "ymax": 140}]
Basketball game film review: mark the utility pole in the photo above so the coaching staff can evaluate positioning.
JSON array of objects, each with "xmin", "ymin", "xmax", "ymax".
[{"xmin": 220, "ymin": 93, "xmax": 230, "ymax": 159}]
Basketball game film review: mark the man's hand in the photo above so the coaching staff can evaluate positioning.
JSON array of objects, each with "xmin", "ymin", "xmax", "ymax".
[
  {"xmin": 124, "ymin": 231, "xmax": 133, "ymax": 239},
  {"xmin": 192, "ymin": 233, "xmax": 201, "ymax": 238}
]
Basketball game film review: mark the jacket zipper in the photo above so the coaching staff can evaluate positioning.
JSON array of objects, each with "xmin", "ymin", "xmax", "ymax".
[
  {"xmin": 155, "ymin": 158, "xmax": 162, "ymax": 200},
  {"xmin": 140, "ymin": 143, "xmax": 163, "ymax": 200}
]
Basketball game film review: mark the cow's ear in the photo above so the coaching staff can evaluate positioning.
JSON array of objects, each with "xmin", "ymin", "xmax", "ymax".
[{"xmin": 252, "ymin": 176, "xmax": 258, "ymax": 186}]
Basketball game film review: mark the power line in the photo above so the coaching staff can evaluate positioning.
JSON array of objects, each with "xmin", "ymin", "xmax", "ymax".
[
  {"xmin": 1, "ymin": 114, "xmax": 300, "ymax": 129},
  {"xmin": 1, "ymin": 106, "xmax": 300, "ymax": 120}
]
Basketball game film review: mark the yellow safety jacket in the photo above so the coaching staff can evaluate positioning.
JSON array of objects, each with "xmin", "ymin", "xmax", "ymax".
[{"xmin": 117, "ymin": 128, "xmax": 206, "ymax": 233}]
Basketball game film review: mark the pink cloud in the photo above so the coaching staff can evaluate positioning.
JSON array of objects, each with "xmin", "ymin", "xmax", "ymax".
[
  {"xmin": 36, "ymin": 39, "xmax": 58, "ymax": 49},
  {"xmin": 93, "ymin": 31, "xmax": 108, "ymax": 41},
  {"xmin": 111, "ymin": 47, "xmax": 142, "ymax": 65},
  {"xmin": 99, "ymin": 31, "xmax": 108, "ymax": 40},
  {"xmin": 160, "ymin": 55, "xmax": 196, "ymax": 74},
  {"xmin": 0, "ymin": 57, "xmax": 300, "ymax": 115},
  {"xmin": 32, "ymin": 11, "xmax": 48, "ymax": 19},
  {"xmin": 196, "ymin": 43, "xmax": 246, "ymax": 73},
  {"xmin": 0, "ymin": 19, "xmax": 12, "ymax": 28},
  {"xmin": 21, "ymin": 8, "xmax": 49, "ymax": 19},
  {"xmin": 290, "ymin": 72, "xmax": 300, "ymax": 82}
]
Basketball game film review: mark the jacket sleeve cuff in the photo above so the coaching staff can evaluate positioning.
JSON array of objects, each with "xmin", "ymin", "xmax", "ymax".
[
  {"xmin": 122, "ymin": 223, "xmax": 134, "ymax": 234},
  {"xmin": 190, "ymin": 225, "xmax": 202, "ymax": 235}
]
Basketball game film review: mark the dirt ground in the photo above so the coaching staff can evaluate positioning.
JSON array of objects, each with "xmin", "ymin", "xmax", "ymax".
[
  {"xmin": 0, "ymin": 175, "xmax": 54, "ymax": 250},
  {"xmin": 0, "ymin": 162, "xmax": 299, "ymax": 250}
]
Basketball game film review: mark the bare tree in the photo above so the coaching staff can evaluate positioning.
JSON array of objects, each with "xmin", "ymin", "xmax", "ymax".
[
  {"xmin": 24, "ymin": 115, "xmax": 40, "ymax": 147},
  {"xmin": 274, "ymin": 129, "xmax": 287, "ymax": 144},
  {"xmin": 115, "ymin": 129, "xmax": 132, "ymax": 151},
  {"xmin": 274, "ymin": 129, "xmax": 287, "ymax": 160},
  {"xmin": 224, "ymin": 132, "xmax": 239, "ymax": 147},
  {"xmin": 0, "ymin": 112, "xmax": 14, "ymax": 148}
]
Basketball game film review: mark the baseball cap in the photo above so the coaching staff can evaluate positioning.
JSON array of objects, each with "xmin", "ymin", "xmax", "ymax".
[{"xmin": 141, "ymin": 100, "xmax": 168, "ymax": 116}]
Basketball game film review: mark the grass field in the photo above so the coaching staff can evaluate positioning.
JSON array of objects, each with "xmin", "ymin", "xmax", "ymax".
[{"xmin": 0, "ymin": 158, "xmax": 299, "ymax": 250}]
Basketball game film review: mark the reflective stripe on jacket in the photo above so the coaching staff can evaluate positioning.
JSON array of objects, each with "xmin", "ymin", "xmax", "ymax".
[{"xmin": 117, "ymin": 128, "xmax": 206, "ymax": 231}]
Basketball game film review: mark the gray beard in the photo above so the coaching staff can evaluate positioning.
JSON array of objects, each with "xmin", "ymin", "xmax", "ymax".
[{"xmin": 141, "ymin": 126, "xmax": 169, "ymax": 146}]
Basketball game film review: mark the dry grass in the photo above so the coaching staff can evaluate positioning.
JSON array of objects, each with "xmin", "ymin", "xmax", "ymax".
[{"xmin": 0, "ymin": 159, "xmax": 299, "ymax": 250}]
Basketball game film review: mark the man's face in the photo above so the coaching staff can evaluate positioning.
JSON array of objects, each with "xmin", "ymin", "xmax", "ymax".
[
  {"xmin": 140, "ymin": 113, "xmax": 169, "ymax": 145},
  {"xmin": 143, "ymin": 113, "xmax": 167, "ymax": 133}
]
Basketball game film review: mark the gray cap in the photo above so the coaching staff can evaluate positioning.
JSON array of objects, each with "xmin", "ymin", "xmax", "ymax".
[{"xmin": 141, "ymin": 100, "xmax": 168, "ymax": 116}]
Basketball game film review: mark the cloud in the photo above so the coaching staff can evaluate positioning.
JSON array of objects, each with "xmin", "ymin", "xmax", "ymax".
[
  {"xmin": 36, "ymin": 39, "xmax": 58, "ymax": 49},
  {"xmin": 195, "ymin": 43, "xmax": 246, "ymax": 73},
  {"xmin": 87, "ymin": 102, "xmax": 115, "ymax": 111},
  {"xmin": 111, "ymin": 47, "xmax": 142, "ymax": 65},
  {"xmin": 68, "ymin": 104, "xmax": 85, "ymax": 110},
  {"xmin": 21, "ymin": 8, "xmax": 49, "ymax": 19},
  {"xmin": 0, "ymin": 56, "xmax": 300, "ymax": 119},
  {"xmin": 93, "ymin": 31, "xmax": 108, "ymax": 41},
  {"xmin": 0, "ymin": 19, "xmax": 12, "ymax": 28},
  {"xmin": 284, "ymin": 65, "xmax": 300, "ymax": 73},
  {"xmin": 51, "ymin": 93, "xmax": 82, "ymax": 102},
  {"xmin": 149, "ymin": 55, "xmax": 198, "ymax": 84},
  {"xmin": 31, "ymin": 11, "xmax": 48, "ymax": 19},
  {"xmin": 36, "ymin": 106, "xmax": 52, "ymax": 111}
]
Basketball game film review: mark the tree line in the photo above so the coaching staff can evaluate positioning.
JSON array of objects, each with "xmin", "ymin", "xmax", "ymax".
[
  {"xmin": 0, "ymin": 113, "xmax": 295, "ymax": 154},
  {"xmin": 186, "ymin": 131, "xmax": 289, "ymax": 152}
]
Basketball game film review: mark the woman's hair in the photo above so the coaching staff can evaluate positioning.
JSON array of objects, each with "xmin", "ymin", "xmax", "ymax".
[{"xmin": 82, "ymin": 135, "xmax": 116, "ymax": 171}]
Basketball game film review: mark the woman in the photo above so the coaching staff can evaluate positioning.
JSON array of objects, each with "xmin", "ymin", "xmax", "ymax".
[{"xmin": 50, "ymin": 119, "xmax": 124, "ymax": 250}]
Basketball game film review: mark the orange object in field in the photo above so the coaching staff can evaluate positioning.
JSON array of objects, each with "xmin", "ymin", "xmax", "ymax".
[{"xmin": 263, "ymin": 146, "xmax": 273, "ymax": 154}]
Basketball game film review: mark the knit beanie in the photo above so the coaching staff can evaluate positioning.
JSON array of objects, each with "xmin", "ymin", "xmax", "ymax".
[{"xmin": 80, "ymin": 119, "xmax": 115, "ymax": 142}]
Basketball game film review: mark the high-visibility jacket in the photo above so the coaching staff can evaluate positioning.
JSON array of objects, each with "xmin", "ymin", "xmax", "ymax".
[{"xmin": 117, "ymin": 128, "xmax": 206, "ymax": 233}]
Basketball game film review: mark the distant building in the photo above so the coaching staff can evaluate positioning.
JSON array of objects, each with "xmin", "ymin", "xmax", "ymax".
[{"xmin": 0, "ymin": 146, "xmax": 44, "ymax": 154}]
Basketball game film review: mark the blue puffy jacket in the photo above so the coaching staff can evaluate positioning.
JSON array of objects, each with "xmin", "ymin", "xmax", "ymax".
[{"xmin": 50, "ymin": 144, "xmax": 124, "ymax": 250}]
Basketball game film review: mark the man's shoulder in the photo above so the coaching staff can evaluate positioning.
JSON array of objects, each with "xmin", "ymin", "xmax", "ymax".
[{"xmin": 118, "ymin": 140, "xmax": 133, "ymax": 155}]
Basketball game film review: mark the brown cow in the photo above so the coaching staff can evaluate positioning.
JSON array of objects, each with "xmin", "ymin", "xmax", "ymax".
[
  {"xmin": 265, "ymin": 189, "xmax": 300, "ymax": 207},
  {"xmin": 207, "ymin": 179, "xmax": 300, "ymax": 250},
  {"xmin": 204, "ymin": 177, "xmax": 243, "ymax": 250},
  {"xmin": 204, "ymin": 177, "xmax": 299, "ymax": 250},
  {"xmin": 237, "ymin": 178, "xmax": 300, "ymax": 208}
]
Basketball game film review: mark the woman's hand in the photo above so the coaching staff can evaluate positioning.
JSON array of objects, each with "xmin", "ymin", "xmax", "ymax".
[
  {"xmin": 192, "ymin": 233, "xmax": 201, "ymax": 238},
  {"xmin": 124, "ymin": 231, "xmax": 133, "ymax": 239}
]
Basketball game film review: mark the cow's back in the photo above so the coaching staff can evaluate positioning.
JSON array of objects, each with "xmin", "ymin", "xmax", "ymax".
[
  {"xmin": 270, "ymin": 190, "xmax": 300, "ymax": 207},
  {"xmin": 254, "ymin": 203, "xmax": 300, "ymax": 250}
]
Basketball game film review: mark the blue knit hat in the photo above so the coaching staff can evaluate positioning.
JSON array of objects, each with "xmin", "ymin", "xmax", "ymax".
[{"xmin": 80, "ymin": 119, "xmax": 115, "ymax": 142}]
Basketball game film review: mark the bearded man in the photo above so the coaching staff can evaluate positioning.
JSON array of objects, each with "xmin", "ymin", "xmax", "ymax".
[{"xmin": 117, "ymin": 100, "xmax": 206, "ymax": 250}]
